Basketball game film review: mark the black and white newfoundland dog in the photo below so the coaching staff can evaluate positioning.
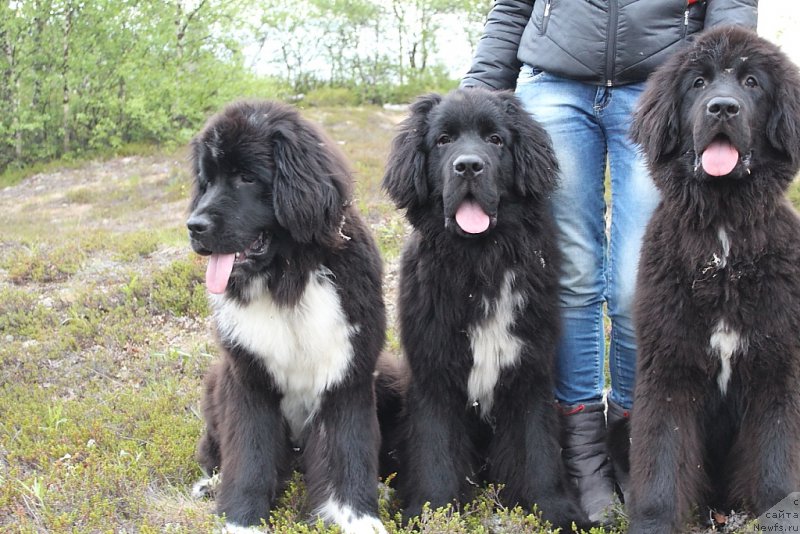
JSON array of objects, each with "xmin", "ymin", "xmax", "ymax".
[
  {"xmin": 382, "ymin": 89, "xmax": 587, "ymax": 530},
  {"xmin": 187, "ymin": 100, "xmax": 387, "ymax": 533},
  {"xmin": 625, "ymin": 27, "xmax": 800, "ymax": 534}
]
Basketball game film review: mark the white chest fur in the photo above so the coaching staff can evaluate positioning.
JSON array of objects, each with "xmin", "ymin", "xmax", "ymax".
[
  {"xmin": 467, "ymin": 271, "xmax": 526, "ymax": 418},
  {"xmin": 706, "ymin": 228, "xmax": 749, "ymax": 395},
  {"xmin": 709, "ymin": 319, "xmax": 747, "ymax": 395},
  {"xmin": 210, "ymin": 270, "xmax": 356, "ymax": 439}
]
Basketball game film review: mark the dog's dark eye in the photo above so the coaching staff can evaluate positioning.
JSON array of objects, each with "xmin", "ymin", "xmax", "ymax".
[
  {"xmin": 744, "ymin": 75, "xmax": 759, "ymax": 88},
  {"xmin": 197, "ymin": 174, "xmax": 210, "ymax": 191},
  {"xmin": 436, "ymin": 134, "xmax": 452, "ymax": 146},
  {"xmin": 488, "ymin": 134, "xmax": 503, "ymax": 146},
  {"xmin": 693, "ymin": 77, "xmax": 706, "ymax": 89},
  {"xmin": 240, "ymin": 174, "xmax": 255, "ymax": 184}
]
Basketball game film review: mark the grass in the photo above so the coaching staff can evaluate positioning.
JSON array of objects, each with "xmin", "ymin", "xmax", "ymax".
[{"xmin": 1, "ymin": 104, "xmax": 799, "ymax": 533}]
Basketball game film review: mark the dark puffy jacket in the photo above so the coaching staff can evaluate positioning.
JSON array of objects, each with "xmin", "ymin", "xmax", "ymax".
[{"xmin": 462, "ymin": 0, "xmax": 758, "ymax": 89}]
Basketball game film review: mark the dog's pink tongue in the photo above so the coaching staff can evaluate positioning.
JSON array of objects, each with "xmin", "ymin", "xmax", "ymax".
[
  {"xmin": 701, "ymin": 139, "xmax": 739, "ymax": 177},
  {"xmin": 455, "ymin": 200, "xmax": 490, "ymax": 234},
  {"xmin": 206, "ymin": 253, "xmax": 235, "ymax": 294}
]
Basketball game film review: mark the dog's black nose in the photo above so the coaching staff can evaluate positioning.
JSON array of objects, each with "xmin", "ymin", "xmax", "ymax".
[
  {"xmin": 187, "ymin": 214, "xmax": 211, "ymax": 235},
  {"xmin": 453, "ymin": 155, "xmax": 485, "ymax": 177},
  {"xmin": 706, "ymin": 96, "xmax": 740, "ymax": 120}
]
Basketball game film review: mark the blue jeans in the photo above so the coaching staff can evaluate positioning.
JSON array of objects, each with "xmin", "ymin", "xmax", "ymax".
[{"xmin": 515, "ymin": 67, "xmax": 660, "ymax": 410}]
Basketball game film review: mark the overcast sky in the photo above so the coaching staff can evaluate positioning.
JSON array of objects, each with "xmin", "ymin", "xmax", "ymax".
[{"xmin": 759, "ymin": 0, "xmax": 800, "ymax": 63}]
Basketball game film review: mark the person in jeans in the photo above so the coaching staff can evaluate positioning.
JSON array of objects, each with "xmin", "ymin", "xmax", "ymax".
[{"xmin": 462, "ymin": 0, "xmax": 758, "ymax": 524}]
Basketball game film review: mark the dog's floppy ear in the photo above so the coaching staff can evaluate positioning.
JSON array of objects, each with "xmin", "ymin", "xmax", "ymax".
[
  {"xmin": 766, "ymin": 57, "xmax": 800, "ymax": 168},
  {"xmin": 498, "ymin": 91, "xmax": 559, "ymax": 198},
  {"xmin": 272, "ymin": 123, "xmax": 346, "ymax": 245},
  {"xmin": 631, "ymin": 53, "xmax": 684, "ymax": 165},
  {"xmin": 382, "ymin": 93, "xmax": 442, "ymax": 208},
  {"xmin": 187, "ymin": 136, "xmax": 205, "ymax": 213}
]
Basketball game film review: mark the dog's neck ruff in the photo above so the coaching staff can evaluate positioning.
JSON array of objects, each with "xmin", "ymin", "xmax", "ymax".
[
  {"xmin": 210, "ymin": 269, "xmax": 357, "ymax": 440},
  {"xmin": 467, "ymin": 271, "xmax": 526, "ymax": 418}
]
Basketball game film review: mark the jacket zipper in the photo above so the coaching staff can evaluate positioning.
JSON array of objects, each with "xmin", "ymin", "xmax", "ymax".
[
  {"xmin": 540, "ymin": 0, "xmax": 552, "ymax": 35},
  {"xmin": 605, "ymin": 0, "xmax": 618, "ymax": 86},
  {"xmin": 681, "ymin": 7, "xmax": 690, "ymax": 38}
]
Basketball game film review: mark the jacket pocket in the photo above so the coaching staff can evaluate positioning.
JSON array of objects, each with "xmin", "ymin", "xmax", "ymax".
[{"xmin": 516, "ymin": 65, "xmax": 546, "ymax": 87}]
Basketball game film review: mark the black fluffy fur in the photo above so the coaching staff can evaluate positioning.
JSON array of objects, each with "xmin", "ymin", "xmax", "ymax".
[
  {"xmin": 187, "ymin": 100, "xmax": 386, "ymax": 529},
  {"xmin": 625, "ymin": 27, "xmax": 800, "ymax": 534},
  {"xmin": 383, "ymin": 89, "xmax": 588, "ymax": 530}
]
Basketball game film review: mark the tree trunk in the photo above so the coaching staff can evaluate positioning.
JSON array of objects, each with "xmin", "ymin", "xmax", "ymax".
[
  {"xmin": 118, "ymin": 76, "xmax": 127, "ymax": 142},
  {"xmin": 1, "ymin": 17, "xmax": 22, "ymax": 163},
  {"xmin": 62, "ymin": 4, "xmax": 74, "ymax": 155},
  {"xmin": 14, "ymin": 76, "xmax": 22, "ymax": 161},
  {"xmin": 392, "ymin": 0, "xmax": 405, "ymax": 85}
]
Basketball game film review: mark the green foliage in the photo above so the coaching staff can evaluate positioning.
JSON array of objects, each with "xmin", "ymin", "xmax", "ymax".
[
  {"xmin": 304, "ymin": 86, "xmax": 364, "ymax": 107},
  {"xmin": 382, "ymin": 68, "xmax": 461, "ymax": 105},
  {"xmin": 788, "ymin": 177, "xmax": 800, "ymax": 210},
  {"xmin": 0, "ymin": 0, "xmax": 480, "ymax": 175},
  {"xmin": 64, "ymin": 187, "xmax": 97, "ymax": 204},
  {"xmin": 147, "ymin": 257, "xmax": 209, "ymax": 318},
  {"xmin": 375, "ymin": 217, "xmax": 409, "ymax": 261},
  {"xmin": 0, "ymin": 0, "xmax": 267, "ymax": 173},
  {"xmin": 344, "ymin": 65, "xmax": 460, "ymax": 106},
  {"xmin": 112, "ymin": 231, "xmax": 162, "ymax": 262},
  {"xmin": 0, "ymin": 286, "xmax": 58, "ymax": 339},
  {"xmin": 0, "ymin": 378, "xmax": 217, "ymax": 532},
  {"xmin": 2, "ymin": 243, "xmax": 85, "ymax": 283}
]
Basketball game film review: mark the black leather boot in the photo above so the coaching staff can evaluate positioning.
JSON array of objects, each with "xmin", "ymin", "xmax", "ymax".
[
  {"xmin": 559, "ymin": 402, "xmax": 617, "ymax": 524},
  {"xmin": 606, "ymin": 398, "xmax": 631, "ymax": 504}
]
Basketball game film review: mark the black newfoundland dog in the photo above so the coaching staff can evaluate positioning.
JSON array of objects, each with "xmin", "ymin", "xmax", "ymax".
[
  {"xmin": 626, "ymin": 27, "xmax": 800, "ymax": 534},
  {"xmin": 383, "ymin": 89, "xmax": 587, "ymax": 530},
  {"xmin": 187, "ymin": 101, "xmax": 387, "ymax": 533}
]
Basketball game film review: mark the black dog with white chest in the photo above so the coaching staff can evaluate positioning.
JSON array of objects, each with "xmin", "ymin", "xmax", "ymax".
[
  {"xmin": 383, "ymin": 89, "xmax": 587, "ymax": 530},
  {"xmin": 187, "ymin": 100, "xmax": 387, "ymax": 533},
  {"xmin": 626, "ymin": 27, "xmax": 800, "ymax": 534}
]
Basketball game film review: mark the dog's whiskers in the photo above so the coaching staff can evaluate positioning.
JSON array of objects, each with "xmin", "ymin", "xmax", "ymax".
[
  {"xmin": 338, "ymin": 215, "xmax": 351, "ymax": 241},
  {"xmin": 693, "ymin": 153, "xmax": 702, "ymax": 173},
  {"xmin": 742, "ymin": 152, "xmax": 753, "ymax": 174}
]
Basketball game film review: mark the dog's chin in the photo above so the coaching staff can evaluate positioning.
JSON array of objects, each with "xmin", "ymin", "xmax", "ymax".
[{"xmin": 190, "ymin": 241, "xmax": 213, "ymax": 256}]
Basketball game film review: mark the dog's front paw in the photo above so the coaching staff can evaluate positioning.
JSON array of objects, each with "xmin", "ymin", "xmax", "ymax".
[
  {"xmin": 318, "ymin": 498, "xmax": 387, "ymax": 534},
  {"xmin": 223, "ymin": 523, "xmax": 263, "ymax": 534},
  {"xmin": 191, "ymin": 472, "xmax": 221, "ymax": 499}
]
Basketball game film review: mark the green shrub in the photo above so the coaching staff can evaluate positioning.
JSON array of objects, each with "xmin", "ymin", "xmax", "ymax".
[
  {"xmin": 303, "ymin": 86, "xmax": 362, "ymax": 107},
  {"xmin": 371, "ymin": 67, "xmax": 460, "ymax": 105},
  {"xmin": 3, "ymin": 243, "xmax": 85, "ymax": 284},
  {"xmin": 788, "ymin": 176, "xmax": 800, "ymax": 210},
  {"xmin": 112, "ymin": 230, "xmax": 161, "ymax": 262},
  {"xmin": 0, "ymin": 286, "xmax": 57, "ymax": 339},
  {"xmin": 148, "ymin": 257, "xmax": 208, "ymax": 318}
]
